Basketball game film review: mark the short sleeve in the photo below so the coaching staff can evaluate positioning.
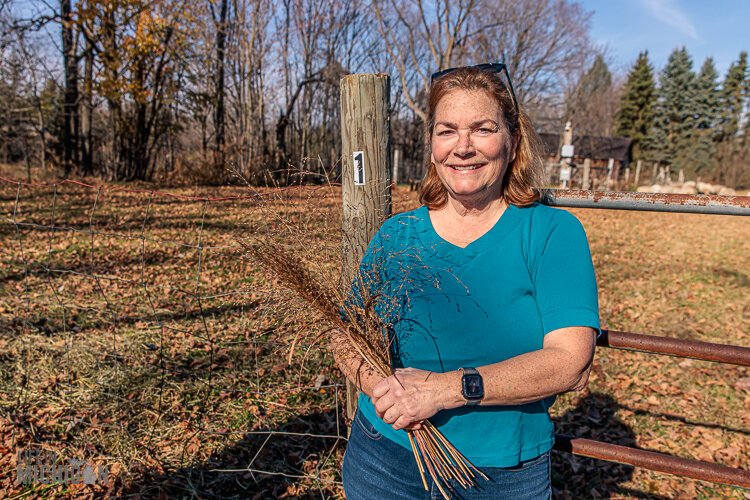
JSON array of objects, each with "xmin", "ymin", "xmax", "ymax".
[{"xmin": 531, "ymin": 211, "xmax": 600, "ymax": 336}]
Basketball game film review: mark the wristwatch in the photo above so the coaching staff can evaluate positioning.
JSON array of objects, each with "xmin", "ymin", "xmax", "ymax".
[{"xmin": 459, "ymin": 367, "xmax": 484, "ymax": 406}]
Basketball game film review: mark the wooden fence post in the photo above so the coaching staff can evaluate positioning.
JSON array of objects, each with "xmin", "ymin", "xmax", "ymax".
[
  {"xmin": 393, "ymin": 147, "xmax": 401, "ymax": 186},
  {"xmin": 606, "ymin": 158, "xmax": 614, "ymax": 189},
  {"xmin": 582, "ymin": 158, "xmax": 591, "ymax": 190},
  {"xmin": 635, "ymin": 160, "xmax": 642, "ymax": 187},
  {"xmin": 340, "ymin": 73, "xmax": 392, "ymax": 423}
]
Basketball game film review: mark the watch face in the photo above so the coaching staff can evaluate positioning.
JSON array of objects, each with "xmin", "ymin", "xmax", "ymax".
[{"xmin": 462, "ymin": 373, "xmax": 484, "ymax": 399}]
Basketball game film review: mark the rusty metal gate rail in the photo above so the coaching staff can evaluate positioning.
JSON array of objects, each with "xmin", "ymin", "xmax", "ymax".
[
  {"xmin": 540, "ymin": 188, "xmax": 750, "ymax": 216},
  {"xmin": 554, "ymin": 435, "xmax": 750, "ymax": 488},
  {"xmin": 598, "ymin": 329, "xmax": 750, "ymax": 367},
  {"xmin": 540, "ymin": 190, "xmax": 750, "ymax": 489}
]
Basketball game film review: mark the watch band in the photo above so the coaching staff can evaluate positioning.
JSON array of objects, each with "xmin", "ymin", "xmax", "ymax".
[{"xmin": 459, "ymin": 367, "xmax": 482, "ymax": 406}]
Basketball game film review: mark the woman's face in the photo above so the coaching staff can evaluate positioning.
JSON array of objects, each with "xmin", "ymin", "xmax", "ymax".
[{"xmin": 430, "ymin": 89, "xmax": 515, "ymax": 204}]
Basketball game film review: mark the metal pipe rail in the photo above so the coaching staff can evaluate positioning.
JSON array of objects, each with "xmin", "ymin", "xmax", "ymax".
[
  {"xmin": 539, "ymin": 189, "xmax": 750, "ymax": 216},
  {"xmin": 597, "ymin": 330, "xmax": 750, "ymax": 367},
  {"xmin": 554, "ymin": 435, "xmax": 750, "ymax": 489},
  {"xmin": 577, "ymin": 331, "xmax": 750, "ymax": 487}
]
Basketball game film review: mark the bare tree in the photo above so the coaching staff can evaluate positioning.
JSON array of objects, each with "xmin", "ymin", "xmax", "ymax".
[
  {"xmin": 15, "ymin": 35, "xmax": 56, "ymax": 176},
  {"xmin": 372, "ymin": 0, "xmax": 478, "ymax": 122},
  {"xmin": 270, "ymin": 0, "xmax": 352, "ymax": 176},
  {"xmin": 228, "ymin": 0, "xmax": 271, "ymax": 179},
  {"xmin": 0, "ymin": 13, "xmax": 61, "ymax": 176},
  {"xmin": 212, "ymin": 0, "xmax": 230, "ymax": 178},
  {"xmin": 81, "ymin": 0, "xmax": 196, "ymax": 180},
  {"xmin": 470, "ymin": 0, "xmax": 595, "ymax": 130}
]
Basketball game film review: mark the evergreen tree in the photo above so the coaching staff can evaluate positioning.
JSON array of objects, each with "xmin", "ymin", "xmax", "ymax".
[
  {"xmin": 615, "ymin": 51, "xmax": 656, "ymax": 161},
  {"xmin": 577, "ymin": 54, "xmax": 613, "ymax": 95},
  {"xmin": 742, "ymin": 106, "xmax": 750, "ymax": 188},
  {"xmin": 737, "ymin": 56, "xmax": 750, "ymax": 188},
  {"xmin": 718, "ymin": 51, "xmax": 748, "ymax": 141},
  {"xmin": 566, "ymin": 54, "xmax": 615, "ymax": 137},
  {"xmin": 716, "ymin": 51, "xmax": 749, "ymax": 186},
  {"xmin": 691, "ymin": 58, "xmax": 720, "ymax": 176},
  {"xmin": 694, "ymin": 58, "xmax": 721, "ymax": 130},
  {"xmin": 652, "ymin": 47, "xmax": 696, "ymax": 175}
]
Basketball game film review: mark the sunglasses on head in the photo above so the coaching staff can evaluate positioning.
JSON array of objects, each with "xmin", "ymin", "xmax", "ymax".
[{"xmin": 430, "ymin": 62, "xmax": 519, "ymax": 117}]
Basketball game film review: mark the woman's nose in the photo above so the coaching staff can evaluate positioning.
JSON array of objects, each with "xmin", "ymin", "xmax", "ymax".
[{"xmin": 453, "ymin": 130, "xmax": 475, "ymax": 156}]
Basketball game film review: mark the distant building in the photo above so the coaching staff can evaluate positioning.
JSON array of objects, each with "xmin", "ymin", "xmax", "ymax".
[
  {"xmin": 538, "ymin": 133, "xmax": 634, "ymax": 171},
  {"xmin": 538, "ymin": 132, "xmax": 634, "ymax": 188}
]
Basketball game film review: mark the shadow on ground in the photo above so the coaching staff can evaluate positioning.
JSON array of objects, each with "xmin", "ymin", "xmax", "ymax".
[
  {"xmin": 121, "ymin": 409, "xmax": 346, "ymax": 499},
  {"xmin": 121, "ymin": 392, "xmax": 678, "ymax": 499},
  {"xmin": 552, "ymin": 391, "xmax": 668, "ymax": 499}
]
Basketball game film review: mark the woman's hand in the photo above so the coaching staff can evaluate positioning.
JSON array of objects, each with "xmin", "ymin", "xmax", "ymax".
[{"xmin": 370, "ymin": 367, "xmax": 454, "ymax": 431}]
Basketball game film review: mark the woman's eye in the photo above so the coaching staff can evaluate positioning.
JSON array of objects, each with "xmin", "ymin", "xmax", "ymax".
[
  {"xmin": 437, "ymin": 130, "xmax": 455, "ymax": 136},
  {"xmin": 476, "ymin": 128, "xmax": 495, "ymax": 134}
]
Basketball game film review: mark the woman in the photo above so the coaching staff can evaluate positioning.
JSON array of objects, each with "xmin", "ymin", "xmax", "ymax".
[{"xmin": 338, "ymin": 64, "xmax": 600, "ymax": 499}]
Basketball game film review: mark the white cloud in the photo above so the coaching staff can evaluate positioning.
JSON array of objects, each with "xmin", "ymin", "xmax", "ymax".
[{"xmin": 636, "ymin": 0, "xmax": 698, "ymax": 40}]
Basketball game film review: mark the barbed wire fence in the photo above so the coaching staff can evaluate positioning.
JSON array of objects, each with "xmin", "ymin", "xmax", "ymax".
[{"xmin": 1, "ymin": 175, "xmax": 350, "ymax": 498}]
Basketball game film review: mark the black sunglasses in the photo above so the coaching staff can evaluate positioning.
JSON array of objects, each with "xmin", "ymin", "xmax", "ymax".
[{"xmin": 430, "ymin": 62, "xmax": 519, "ymax": 117}]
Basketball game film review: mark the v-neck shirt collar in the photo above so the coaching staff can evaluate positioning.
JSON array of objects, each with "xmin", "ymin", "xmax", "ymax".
[{"xmin": 414, "ymin": 203, "xmax": 522, "ymax": 263}]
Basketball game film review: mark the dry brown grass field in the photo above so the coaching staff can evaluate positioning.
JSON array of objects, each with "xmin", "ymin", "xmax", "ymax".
[{"xmin": 0, "ymin": 178, "xmax": 748, "ymax": 499}]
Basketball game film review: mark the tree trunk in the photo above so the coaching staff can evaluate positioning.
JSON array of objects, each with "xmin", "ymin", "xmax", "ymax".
[
  {"xmin": 61, "ymin": 0, "xmax": 79, "ymax": 176},
  {"xmin": 81, "ymin": 33, "xmax": 94, "ymax": 176},
  {"xmin": 102, "ymin": 4, "xmax": 122, "ymax": 180},
  {"xmin": 214, "ymin": 0, "xmax": 229, "ymax": 179}
]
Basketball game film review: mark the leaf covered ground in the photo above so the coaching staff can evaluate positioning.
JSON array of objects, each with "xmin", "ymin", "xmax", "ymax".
[{"xmin": 0, "ymin": 180, "xmax": 748, "ymax": 499}]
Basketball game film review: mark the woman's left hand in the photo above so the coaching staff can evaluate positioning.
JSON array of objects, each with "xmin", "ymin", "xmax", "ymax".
[{"xmin": 370, "ymin": 367, "xmax": 450, "ymax": 431}]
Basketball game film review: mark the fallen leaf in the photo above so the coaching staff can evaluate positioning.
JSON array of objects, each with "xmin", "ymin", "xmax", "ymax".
[{"xmin": 734, "ymin": 377, "xmax": 750, "ymax": 392}]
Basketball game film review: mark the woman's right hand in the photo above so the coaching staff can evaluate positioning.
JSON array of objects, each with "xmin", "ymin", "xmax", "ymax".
[{"xmin": 371, "ymin": 368, "xmax": 450, "ymax": 431}]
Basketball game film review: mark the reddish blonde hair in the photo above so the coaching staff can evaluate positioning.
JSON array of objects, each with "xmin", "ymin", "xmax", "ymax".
[{"xmin": 418, "ymin": 67, "xmax": 545, "ymax": 209}]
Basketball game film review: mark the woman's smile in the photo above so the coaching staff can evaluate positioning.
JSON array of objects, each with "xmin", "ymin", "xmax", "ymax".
[{"xmin": 447, "ymin": 163, "xmax": 486, "ymax": 172}]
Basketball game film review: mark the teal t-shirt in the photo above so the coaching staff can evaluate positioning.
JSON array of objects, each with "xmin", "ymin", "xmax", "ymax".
[{"xmin": 351, "ymin": 202, "xmax": 600, "ymax": 468}]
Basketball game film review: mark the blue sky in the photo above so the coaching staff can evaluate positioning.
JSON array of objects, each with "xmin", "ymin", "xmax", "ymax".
[{"xmin": 576, "ymin": 0, "xmax": 750, "ymax": 79}]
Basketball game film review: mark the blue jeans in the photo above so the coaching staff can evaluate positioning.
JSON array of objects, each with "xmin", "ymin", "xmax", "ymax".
[{"xmin": 343, "ymin": 409, "xmax": 551, "ymax": 499}]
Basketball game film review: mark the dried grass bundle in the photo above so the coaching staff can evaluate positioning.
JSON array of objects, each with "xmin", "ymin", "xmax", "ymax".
[{"xmin": 239, "ymin": 237, "xmax": 488, "ymax": 498}]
